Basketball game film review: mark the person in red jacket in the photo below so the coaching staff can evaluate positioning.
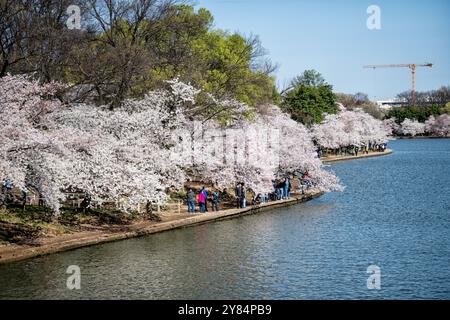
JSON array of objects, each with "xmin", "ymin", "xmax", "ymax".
[{"xmin": 198, "ymin": 188, "xmax": 206, "ymax": 213}]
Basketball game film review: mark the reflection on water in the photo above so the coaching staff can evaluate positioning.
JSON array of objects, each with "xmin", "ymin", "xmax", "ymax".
[{"xmin": 0, "ymin": 139, "xmax": 449, "ymax": 299}]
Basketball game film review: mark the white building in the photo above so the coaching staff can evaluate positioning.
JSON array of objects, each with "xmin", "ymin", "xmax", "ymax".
[{"xmin": 375, "ymin": 98, "xmax": 406, "ymax": 110}]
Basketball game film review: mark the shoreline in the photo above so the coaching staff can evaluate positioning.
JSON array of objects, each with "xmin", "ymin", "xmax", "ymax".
[
  {"xmin": 0, "ymin": 149, "xmax": 395, "ymax": 265},
  {"xmin": 321, "ymin": 149, "xmax": 393, "ymax": 163},
  {"xmin": 0, "ymin": 191, "xmax": 323, "ymax": 265},
  {"xmin": 393, "ymin": 136, "xmax": 450, "ymax": 140}
]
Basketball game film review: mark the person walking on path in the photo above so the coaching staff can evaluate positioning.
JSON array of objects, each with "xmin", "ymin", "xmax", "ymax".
[
  {"xmin": 272, "ymin": 180, "xmax": 278, "ymax": 201},
  {"xmin": 241, "ymin": 183, "xmax": 247, "ymax": 208},
  {"xmin": 301, "ymin": 171, "xmax": 311, "ymax": 195},
  {"xmin": 202, "ymin": 187, "xmax": 209, "ymax": 212},
  {"xmin": 284, "ymin": 176, "xmax": 290, "ymax": 199},
  {"xmin": 198, "ymin": 189, "xmax": 206, "ymax": 213},
  {"xmin": 276, "ymin": 180, "xmax": 283, "ymax": 200},
  {"xmin": 235, "ymin": 183, "xmax": 242, "ymax": 208},
  {"xmin": 187, "ymin": 189, "xmax": 196, "ymax": 213},
  {"xmin": 212, "ymin": 191, "xmax": 220, "ymax": 212}
]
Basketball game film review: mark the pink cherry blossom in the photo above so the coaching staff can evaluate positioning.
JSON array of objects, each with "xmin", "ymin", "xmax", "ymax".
[
  {"xmin": 312, "ymin": 108, "xmax": 389, "ymax": 149},
  {"xmin": 1, "ymin": 75, "xmax": 344, "ymax": 214},
  {"xmin": 425, "ymin": 114, "xmax": 450, "ymax": 137},
  {"xmin": 400, "ymin": 119, "xmax": 425, "ymax": 137}
]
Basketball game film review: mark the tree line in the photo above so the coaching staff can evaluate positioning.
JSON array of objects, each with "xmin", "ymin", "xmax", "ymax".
[
  {"xmin": 1, "ymin": 0, "xmax": 447, "ymax": 128},
  {"xmin": 383, "ymin": 86, "xmax": 450, "ymax": 124},
  {"xmin": 0, "ymin": 1, "xmax": 361, "ymax": 127},
  {"xmin": 0, "ymin": 0, "xmax": 278, "ymax": 112}
]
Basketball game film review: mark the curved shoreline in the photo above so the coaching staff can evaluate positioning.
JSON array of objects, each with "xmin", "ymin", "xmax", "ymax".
[
  {"xmin": 394, "ymin": 136, "xmax": 450, "ymax": 140},
  {"xmin": 321, "ymin": 149, "xmax": 393, "ymax": 163},
  {"xmin": 0, "ymin": 191, "xmax": 323, "ymax": 265},
  {"xmin": 0, "ymin": 150, "xmax": 394, "ymax": 265}
]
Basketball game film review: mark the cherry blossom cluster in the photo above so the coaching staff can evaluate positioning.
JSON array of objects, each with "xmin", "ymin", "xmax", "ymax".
[
  {"xmin": 1, "ymin": 75, "xmax": 342, "ymax": 214},
  {"xmin": 382, "ymin": 118, "xmax": 400, "ymax": 136},
  {"xmin": 399, "ymin": 119, "xmax": 425, "ymax": 137},
  {"xmin": 312, "ymin": 108, "xmax": 389, "ymax": 149},
  {"xmin": 424, "ymin": 114, "xmax": 450, "ymax": 137},
  {"xmin": 185, "ymin": 105, "xmax": 343, "ymax": 195}
]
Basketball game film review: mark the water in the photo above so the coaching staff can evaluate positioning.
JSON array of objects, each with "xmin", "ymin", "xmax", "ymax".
[{"xmin": 0, "ymin": 139, "xmax": 449, "ymax": 300}]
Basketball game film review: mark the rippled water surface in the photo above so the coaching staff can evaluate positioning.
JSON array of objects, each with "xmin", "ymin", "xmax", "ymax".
[{"xmin": 1, "ymin": 139, "xmax": 449, "ymax": 299}]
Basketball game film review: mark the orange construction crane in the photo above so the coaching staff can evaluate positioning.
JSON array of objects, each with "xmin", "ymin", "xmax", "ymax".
[{"xmin": 363, "ymin": 63, "xmax": 433, "ymax": 105}]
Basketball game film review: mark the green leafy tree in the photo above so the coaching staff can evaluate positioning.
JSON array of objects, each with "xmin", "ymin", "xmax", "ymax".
[
  {"xmin": 192, "ymin": 31, "xmax": 277, "ymax": 108},
  {"xmin": 290, "ymin": 69, "xmax": 326, "ymax": 88},
  {"xmin": 5, "ymin": 1, "xmax": 279, "ymax": 113},
  {"xmin": 282, "ymin": 70, "xmax": 338, "ymax": 125},
  {"xmin": 387, "ymin": 105, "xmax": 444, "ymax": 123},
  {"xmin": 442, "ymin": 102, "xmax": 450, "ymax": 114}
]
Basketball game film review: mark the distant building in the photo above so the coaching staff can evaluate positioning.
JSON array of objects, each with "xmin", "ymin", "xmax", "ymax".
[{"xmin": 375, "ymin": 98, "xmax": 406, "ymax": 110}]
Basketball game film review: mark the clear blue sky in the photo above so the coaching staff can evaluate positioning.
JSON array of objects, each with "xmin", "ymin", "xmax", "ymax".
[{"xmin": 194, "ymin": 0, "xmax": 450, "ymax": 100}]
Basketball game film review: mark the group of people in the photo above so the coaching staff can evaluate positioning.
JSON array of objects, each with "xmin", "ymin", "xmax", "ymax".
[
  {"xmin": 272, "ymin": 176, "xmax": 291, "ymax": 201},
  {"xmin": 185, "ymin": 176, "xmax": 294, "ymax": 215},
  {"xmin": 244, "ymin": 176, "xmax": 291, "ymax": 208},
  {"xmin": 238, "ymin": 176, "xmax": 293, "ymax": 207},
  {"xmin": 319, "ymin": 142, "xmax": 388, "ymax": 158},
  {"xmin": 235, "ymin": 183, "xmax": 247, "ymax": 209},
  {"xmin": 187, "ymin": 187, "xmax": 220, "ymax": 214},
  {"xmin": 370, "ymin": 142, "xmax": 387, "ymax": 152},
  {"xmin": 360, "ymin": 142, "xmax": 387, "ymax": 154}
]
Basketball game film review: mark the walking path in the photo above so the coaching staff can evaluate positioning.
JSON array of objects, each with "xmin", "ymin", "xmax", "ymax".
[
  {"xmin": 0, "ymin": 190, "xmax": 322, "ymax": 264},
  {"xmin": 321, "ymin": 149, "xmax": 393, "ymax": 163}
]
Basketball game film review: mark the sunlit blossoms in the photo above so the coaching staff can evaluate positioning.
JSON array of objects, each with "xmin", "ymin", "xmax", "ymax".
[
  {"xmin": 400, "ymin": 119, "xmax": 425, "ymax": 137},
  {"xmin": 312, "ymin": 108, "xmax": 389, "ymax": 149},
  {"xmin": 382, "ymin": 118, "xmax": 400, "ymax": 136},
  {"xmin": 175, "ymin": 105, "xmax": 342, "ymax": 195},
  {"xmin": 425, "ymin": 114, "xmax": 450, "ymax": 137},
  {"xmin": 256, "ymin": 106, "xmax": 341, "ymax": 192},
  {"xmin": 0, "ymin": 74, "xmax": 68, "ymax": 212},
  {"xmin": 1, "ymin": 75, "xmax": 344, "ymax": 214}
]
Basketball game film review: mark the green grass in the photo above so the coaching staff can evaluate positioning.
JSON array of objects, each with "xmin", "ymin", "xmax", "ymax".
[
  {"xmin": 0, "ymin": 205, "xmax": 146, "ymax": 244},
  {"xmin": 0, "ymin": 207, "xmax": 72, "ymax": 242}
]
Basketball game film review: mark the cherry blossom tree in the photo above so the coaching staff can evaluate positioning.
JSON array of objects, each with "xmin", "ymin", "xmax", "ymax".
[
  {"xmin": 312, "ymin": 108, "xmax": 389, "ymax": 149},
  {"xmin": 185, "ymin": 105, "xmax": 342, "ymax": 194},
  {"xmin": 311, "ymin": 113, "xmax": 348, "ymax": 149},
  {"xmin": 1, "ymin": 75, "xmax": 342, "ymax": 215},
  {"xmin": 47, "ymin": 80, "xmax": 196, "ymax": 212},
  {"xmin": 1, "ymin": 75, "xmax": 191, "ymax": 213},
  {"xmin": 400, "ymin": 118, "xmax": 425, "ymax": 137},
  {"xmin": 383, "ymin": 118, "xmax": 400, "ymax": 136},
  {"xmin": 0, "ymin": 74, "xmax": 68, "ymax": 212},
  {"xmin": 258, "ymin": 106, "xmax": 341, "ymax": 192},
  {"xmin": 425, "ymin": 114, "xmax": 450, "ymax": 137}
]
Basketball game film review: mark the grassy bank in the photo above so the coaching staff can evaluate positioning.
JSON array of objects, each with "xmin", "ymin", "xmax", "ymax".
[{"xmin": 0, "ymin": 205, "xmax": 154, "ymax": 246}]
